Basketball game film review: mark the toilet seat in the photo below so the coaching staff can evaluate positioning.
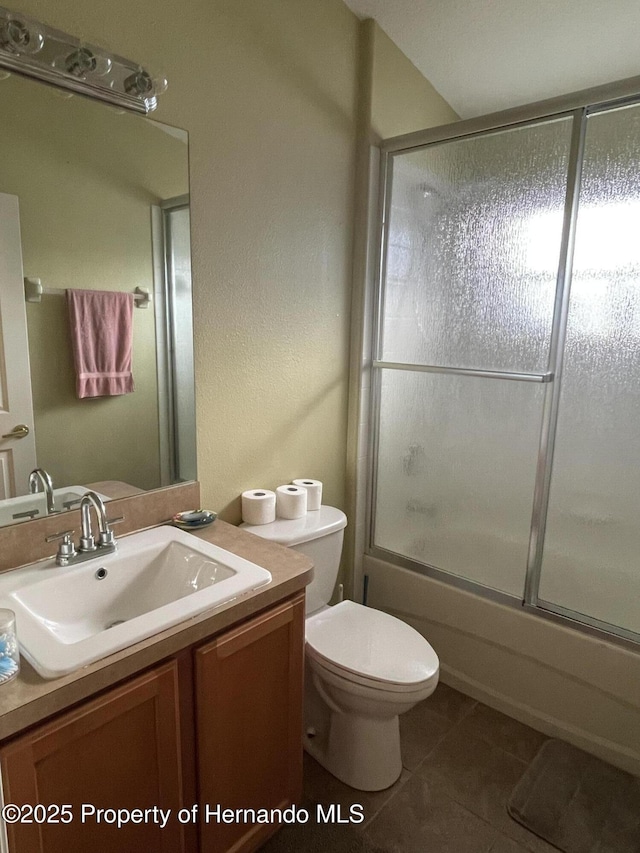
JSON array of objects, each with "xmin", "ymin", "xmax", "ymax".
[
  {"xmin": 305, "ymin": 600, "xmax": 439, "ymax": 692},
  {"xmin": 307, "ymin": 650, "xmax": 438, "ymax": 697}
]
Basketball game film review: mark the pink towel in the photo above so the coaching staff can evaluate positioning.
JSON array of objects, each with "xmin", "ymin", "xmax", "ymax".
[{"xmin": 67, "ymin": 289, "xmax": 135, "ymax": 399}]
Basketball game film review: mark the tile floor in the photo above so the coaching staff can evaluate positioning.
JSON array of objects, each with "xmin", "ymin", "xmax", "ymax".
[{"xmin": 303, "ymin": 683, "xmax": 558, "ymax": 853}]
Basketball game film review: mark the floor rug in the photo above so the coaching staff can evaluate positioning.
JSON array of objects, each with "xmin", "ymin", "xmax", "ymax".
[{"xmin": 508, "ymin": 738, "xmax": 640, "ymax": 852}]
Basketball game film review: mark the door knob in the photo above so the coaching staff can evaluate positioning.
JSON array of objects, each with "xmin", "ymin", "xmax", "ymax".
[{"xmin": 1, "ymin": 424, "xmax": 30, "ymax": 439}]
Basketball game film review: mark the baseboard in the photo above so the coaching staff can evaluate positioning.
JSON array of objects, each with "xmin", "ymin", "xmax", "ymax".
[{"xmin": 439, "ymin": 664, "xmax": 640, "ymax": 777}]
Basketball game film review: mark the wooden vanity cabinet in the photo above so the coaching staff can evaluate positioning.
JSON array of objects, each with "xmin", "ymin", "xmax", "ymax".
[
  {"xmin": 0, "ymin": 592, "xmax": 305, "ymax": 853},
  {"xmin": 0, "ymin": 660, "xmax": 186, "ymax": 853},
  {"xmin": 195, "ymin": 593, "xmax": 305, "ymax": 853}
]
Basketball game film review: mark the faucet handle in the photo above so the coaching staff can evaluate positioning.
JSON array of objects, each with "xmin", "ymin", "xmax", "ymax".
[
  {"xmin": 99, "ymin": 515, "xmax": 125, "ymax": 548},
  {"xmin": 45, "ymin": 528, "xmax": 75, "ymax": 543},
  {"xmin": 45, "ymin": 529, "xmax": 77, "ymax": 564}
]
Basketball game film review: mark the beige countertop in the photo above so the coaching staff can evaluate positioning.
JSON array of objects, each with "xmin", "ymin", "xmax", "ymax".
[{"xmin": 0, "ymin": 520, "xmax": 313, "ymax": 742}]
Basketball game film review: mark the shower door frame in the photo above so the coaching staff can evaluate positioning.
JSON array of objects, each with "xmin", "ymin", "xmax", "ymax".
[
  {"xmin": 151, "ymin": 195, "xmax": 196, "ymax": 486},
  {"xmin": 365, "ymin": 74, "xmax": 640, "ymax": 648}
]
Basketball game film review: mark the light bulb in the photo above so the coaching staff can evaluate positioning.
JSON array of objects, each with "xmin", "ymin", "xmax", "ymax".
[
  {"xmin": 124, "ymin": 66, "xmax": 167, "ymax": 98},
  {"xmin": 0, "ymin": 14, "xmax": 44, "ymax": 55},
  {"xmin": 151, "ymin": 71, "xmax": 168, "ymax": 96},
  {"xmin": 124, "ymin": 67, "xmax": 153, "ymax": 96},
  {"xmin": 61, "ymin": 46, "xmax": 112, "ymax": 78}
]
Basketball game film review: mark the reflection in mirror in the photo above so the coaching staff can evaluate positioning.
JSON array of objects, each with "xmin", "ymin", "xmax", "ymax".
[{"xmin": 0, "ymin": 74, "xmax": 195, "ymax": 527}]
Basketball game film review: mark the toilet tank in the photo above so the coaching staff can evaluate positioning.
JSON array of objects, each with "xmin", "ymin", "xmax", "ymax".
[{"xmin": 240, "ymin": 506, "xmax": 347, "ymax": 615}]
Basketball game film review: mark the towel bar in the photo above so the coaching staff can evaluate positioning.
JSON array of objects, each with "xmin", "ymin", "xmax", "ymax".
[{"xmin": 24, "ymin": 278, "xmax": 151, "ymax": 309}]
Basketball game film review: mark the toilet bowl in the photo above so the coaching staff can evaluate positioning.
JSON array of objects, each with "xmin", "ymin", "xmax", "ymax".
[
  {"xmin": 305, "ymin": 599, "xmax": 439, "ymax": 790},
  {"xmin": 241, "ymin": 505, "xmax": 439, "ymax": 791}
]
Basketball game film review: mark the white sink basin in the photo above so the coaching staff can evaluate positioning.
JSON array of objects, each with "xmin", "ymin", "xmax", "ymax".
[{"xmin": 0, "ymin": 526, "xmax": 271, "ymax": 679}]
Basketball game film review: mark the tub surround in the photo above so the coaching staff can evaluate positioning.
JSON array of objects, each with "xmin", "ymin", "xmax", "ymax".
[
  {"xmin": 365, "ymin": 554, "xmax": 640, "ymax": 778},
  {"xmin": 0, "ymin": 485, "xmax": 313, "ymax": 741}
]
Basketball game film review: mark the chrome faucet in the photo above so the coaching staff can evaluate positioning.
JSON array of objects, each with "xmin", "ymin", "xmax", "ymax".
[
  {"xmin": 46, "ymin": 492, "xmax": 124, "ymax": 566},
  {"xmin": 80, "ymin": 491, "xmax": 114, "ymax": 551},
  {"xmin": 28, "ymin": 468, "xmax": 55, "ymax": 514}
]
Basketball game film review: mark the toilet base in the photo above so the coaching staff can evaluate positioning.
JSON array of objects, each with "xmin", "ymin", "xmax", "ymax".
[
  {"xmin": 303, "ymin": 670, "xmax": 403, "ymax": 791},
  {"xmin": 304, "ymin": 713, "xmax": 402, "ymax": 792}
]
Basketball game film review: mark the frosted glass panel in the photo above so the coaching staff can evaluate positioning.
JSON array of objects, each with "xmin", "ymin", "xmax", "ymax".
[
  {"xmin": 166, "ymin": 205, "xmax": 196, "ymax": 482},
  {"xmin": 539, "ymin": 104, "xmax": 640, "ymax": 634},
  {"xmin": 374, "ymin": 370, "xmax": 544, "ymax": 595},
  {"xmin": 382, "ymin": 118, "xmax": 573, "ymax": 372}
]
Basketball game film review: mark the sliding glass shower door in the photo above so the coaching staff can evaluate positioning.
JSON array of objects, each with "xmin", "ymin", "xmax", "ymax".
[
  {"xmin": 370, "ymin": 92, "xmax": 640, "ymax": 643},
  {"xmin": 373, "ymin": 116, "xmax": 574, "ymax": 596},
  {"xmin": 538, "ymin": 103, "xmax": 640, "ymax": 638}
]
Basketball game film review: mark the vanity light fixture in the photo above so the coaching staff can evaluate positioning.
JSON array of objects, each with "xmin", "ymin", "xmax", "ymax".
[{"xmin": 0, "ymin": 5, "xmax": 167, "ymax": 113}]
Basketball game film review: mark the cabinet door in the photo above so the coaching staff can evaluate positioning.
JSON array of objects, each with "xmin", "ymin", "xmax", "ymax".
[
  {"xmin": 1, "ymin": 660, "xmax": 186, "ymax": 853},
  {"xmin": 195, "ymin": 593, "xmax": 305, "ymax": 853}
]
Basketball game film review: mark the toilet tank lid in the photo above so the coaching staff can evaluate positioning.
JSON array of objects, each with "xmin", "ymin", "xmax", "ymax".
[{"xmin": 240, "ymin": 505, "xmax": 347, "ymax": 546}]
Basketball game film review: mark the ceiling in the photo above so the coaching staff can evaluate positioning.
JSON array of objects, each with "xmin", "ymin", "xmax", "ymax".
[{"xmin": 343, "ymin": 0, "xmax": 640, "ymax": 119}]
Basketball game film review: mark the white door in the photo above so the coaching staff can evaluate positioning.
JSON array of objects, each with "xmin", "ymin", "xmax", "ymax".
[{"xmin": 0, "ymin": 193, "xmax": 37, "ymax": 498}]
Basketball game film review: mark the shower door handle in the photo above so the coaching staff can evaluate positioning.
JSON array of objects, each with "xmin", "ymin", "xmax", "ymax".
[{"xmin": 1, "ymin": 424, "xmax": 30, "ymax": 439}]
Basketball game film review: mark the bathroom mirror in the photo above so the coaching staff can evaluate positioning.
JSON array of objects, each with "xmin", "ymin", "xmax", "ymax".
[{"xmin": 0, "ymin": 73, "xmax": 195, "ymax": 527}]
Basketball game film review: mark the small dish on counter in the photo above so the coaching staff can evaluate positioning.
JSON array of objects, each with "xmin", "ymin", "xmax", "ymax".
[{"xmin": 172, "ymin": 509, "xmax": 217, "ymax": 530}]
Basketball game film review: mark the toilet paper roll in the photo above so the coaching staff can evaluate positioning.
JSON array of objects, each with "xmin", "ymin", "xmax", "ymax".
[
  {"xmin": 276, "ymin": 484, "xmax": 308, "ymax": 519},
  {"xmin": 241, "ymin": 489, "xmax": 276, "ymax": 525},
  {"xmin": 292, "ymin": 478, "xmax": 323, "ymax": 511}
]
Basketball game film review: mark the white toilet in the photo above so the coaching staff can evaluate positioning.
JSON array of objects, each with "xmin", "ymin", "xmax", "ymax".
[{"xmin": 241, "ymin": 505, "xmax": 439, "ymax": 791}]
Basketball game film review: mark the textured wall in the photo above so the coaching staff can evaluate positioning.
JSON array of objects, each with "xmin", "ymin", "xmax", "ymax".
[{"xmin": 345, "ymin": 19, "xmax": 458, "ymax": 596}]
